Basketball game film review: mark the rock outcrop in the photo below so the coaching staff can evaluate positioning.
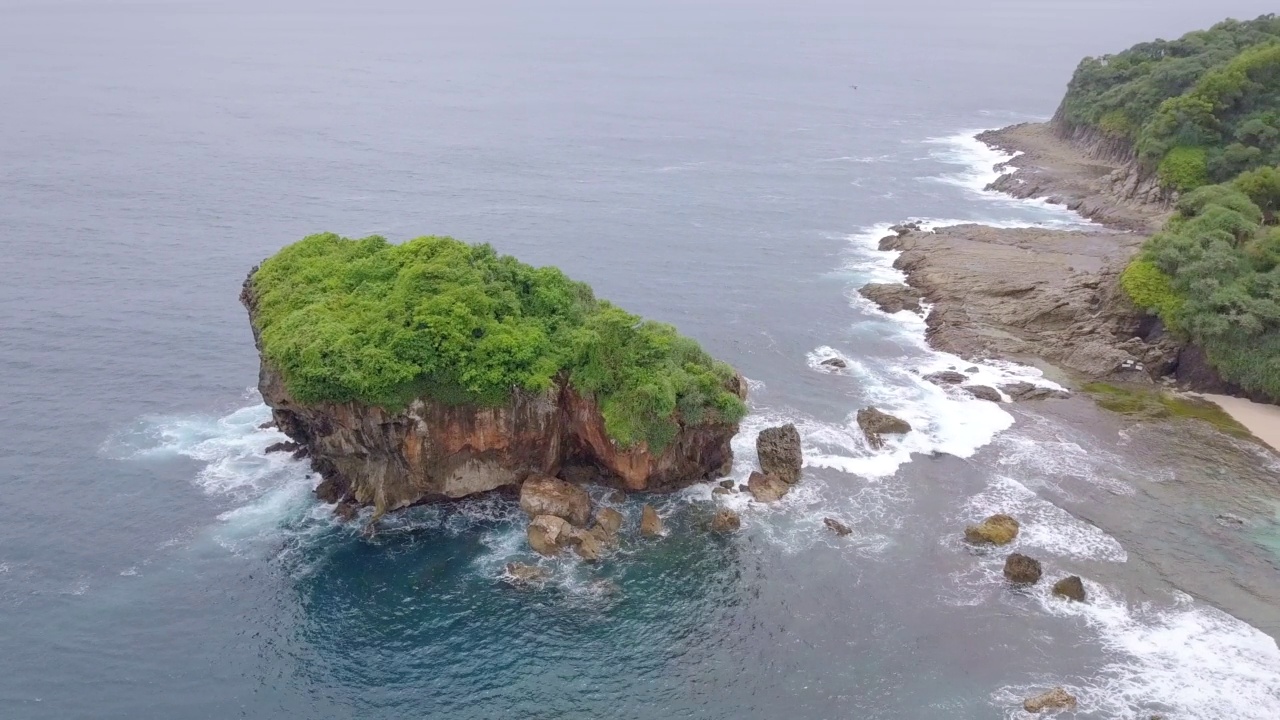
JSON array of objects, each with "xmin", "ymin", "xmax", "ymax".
[
  {"xmin": 1022, "ymin": 687, "xmax": 1078, "ymax": 714},
  {"xmin": 520, "ymin": 475, "xmax": 592, "ymax": 527},
  {"xmin": 710, "ymin": 508, "xmax": 741, "ymax": 533},
  {"xmin": 859, "ymin": 283, "xmax": 924, "ymax": 315},
  {"xmin": 595, "ymin": 507, "xmax": 624, "ymax": 535},
  {"xmin": 746, "ymin": 471, "xmax": 790, "ymax": 503},
  {"xmin": 1004, "ymin": 553, "xmax": 1043, "ymax": 584},
  {"xmin": 527, "ymin": 515, "xmax": 574, "ymax": 557},
  {"xmin": 857, "ymin": 407, "xmax": 912, "ymax": 449},
  {"xmin": 963, "ymin": 385, "xmax": 1003, "ymax": 402},
  {"xmin": 1052, "ymin": 575, "xmax": 1086, "ymax": 602},
  {"xmin": 756, "ymin": 424, "xmax": 802, "ymax": 485},
  {"xmin": 640, "ymin": 505, "xmax": 664, "ymax": 537},
  {"xmin": 823, "ymin": 517, "xmax": 852, "ymax": 536},
  {"xmin": 242, "ymin": 275, "xmax": 746, "ymax": 516},
  {"xmin": 964, "ymin": 514, "xmax": 1020, "ymax": 545},
  {"xmin": 924, "ymin": 370, "xmax": 967, "ymax": 386}
]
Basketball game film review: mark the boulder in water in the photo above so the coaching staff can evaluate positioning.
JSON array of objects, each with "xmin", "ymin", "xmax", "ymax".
[
  {"xmin": 820, "ymin": 357, "xmax": 848, "ymax": 369},
  {"xmin": 595, "ymin": 507, "xmax": 624, "ymax": 535},
  {"xmin": 527, "ymin": 515, "xmax": 574, "ymax": 556},
  {"xmin": 757, "ymin": 424, "xmax": 803, "ymax": 484},
  {"xmin": 963, "ymin": 385, "xmax": 1003, "ymax": 402},
  {"xmin": 640, "ymin": 504, "xmax": 664, "ymax": 537},
  {"xmin": 857, "ymin": 407, "xmax": 912, "ymax": 449},
  {"xmin": 571, "ymin": 528, "xmax": 604, "ymax": 562},
  {"xmin": 823, "ymin": 517, "xmax": 852, "ymax": 536},
  {"xmin": 924, "ymin": 370, "xmax": 968, "ymax": 386},
  {"xmin": 964, "ymin": 514, "xmax": 1020, "ymax": 545},
  {"xmin": 1004, "ymin": 553, "xmax": 1043, "ymax": 584},
  {"xmin": 520, "ymin": 474, "xmax": 592, "ymax": 527},
  {"xmin": 719, "ymin": 479, "xmax": 735, "ymax": 490},
  {"xmin": 1052, "ymin": 575, "xmax": 1086, "ymax": 602},
  {"xmin": 1022, "ymin": 687, "xmax": 1077, "ymax": 713},
  {"xmin": 710, "ymin": 508, "xmax": 741, "ymax": 533},
  {"xmin": 747, "ymin": 471, "xmax": 790, "ymax": 503}
]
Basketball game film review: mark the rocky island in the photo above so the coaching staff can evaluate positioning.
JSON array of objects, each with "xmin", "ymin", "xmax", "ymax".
[
  {"xmin": 863, "ymin": 15, "xmax": 1280, "ymax": 433},
  {"xmin": 242, "ymin": 234, "xmax": 747, "ymax": 518}
]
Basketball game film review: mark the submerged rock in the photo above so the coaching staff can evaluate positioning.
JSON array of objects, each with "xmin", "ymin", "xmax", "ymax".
[
  {"xmin": 757, "ymin": 424, "xmax": 803, "ymax": 484},
  {"xmin": 963, "ymin": 385, "xmax": 1003, "ymax": 402},
  {"xmin": 823, "ymin": 517, "xmax": 852, "ymax": 536},
  {"xmin": 1004, "ymin": 553, "xmax": 1043, "ymax": 584},
  {"xmin": 710, "ymin": 508, "xmax": 741, "ymax": 533},
  {"xmin": 640, "ymin": 504, "xmax": 664, "ymax": 537},
  {"xmin": 820, "ymin": 357, "xmax": 848, "ymax": 369},
  {"xmin": 856, "ymin": 407, "xmax": 912, "ymax": 449},
  {"xmin": 527, "ymin": 515, "xmax": 574, "ymax": 557},
  {"xmin": 504, "ymin": 562, "xmax": 549, "ymax": 585},
  {"xmin": 1022, "ymin": 687, "xmax": 1077, "ymax": 713},
  {"xmin": 859, "ymin": 282, "xmax": 924, "ymax": 314},
  {"xmin": 595, "ymin": 507, "xmax": 624, "ymax": 535},
  {"xmin": 520, "ymin": 474, "xmax": 592, "ymax": 527},
  {"xmin": 747, "ymin": 471, "xmax": 790, "ymax": 503},
  {"xmin": 964, "ymin": 513, "xmax": 1020, "ymax": 545},
  {"xmin": 713, "ymin": 487, "xmax": 731, "ymax": 496},
  {"xmin": 1052, "ymin": 575, "xmax": 1086, "ymax": 602}
]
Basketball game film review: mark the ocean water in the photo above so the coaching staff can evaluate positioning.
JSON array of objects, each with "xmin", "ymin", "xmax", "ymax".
[{"xmin": 2, "ymin": 1, "xmax": 1279, "ymax": 718}]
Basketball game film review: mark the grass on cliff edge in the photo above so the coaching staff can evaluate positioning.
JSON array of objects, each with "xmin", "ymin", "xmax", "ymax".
[
  {"xmin": 1082, "ymin": 382, "xmax": 1251, "ymax": 437},
  {"xmin": 251, "ymin": 233, "xmax": 746, "ymax": 453}
]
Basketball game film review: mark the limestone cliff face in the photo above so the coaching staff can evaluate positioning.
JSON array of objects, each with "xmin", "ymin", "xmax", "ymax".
[{"xmin": 242, "ymin": 273, "xmax": 744, "ymax": 514}]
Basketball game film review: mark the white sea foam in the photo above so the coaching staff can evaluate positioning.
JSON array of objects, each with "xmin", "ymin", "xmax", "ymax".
[
  {"xmin": 961, "ymin": 475, "xmax": 1126, "ymax": 563},
  {"xmin": 1005, "ymin": 585, "xmax": 1280, "ymax": 719}
]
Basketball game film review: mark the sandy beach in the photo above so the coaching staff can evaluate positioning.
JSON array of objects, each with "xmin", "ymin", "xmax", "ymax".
[{"xmin": 1201, "ymin": 394, "xmax": 1280, "ymax": 451}]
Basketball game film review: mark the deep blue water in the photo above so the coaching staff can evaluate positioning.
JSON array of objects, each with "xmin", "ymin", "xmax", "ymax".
[{"xmin": 3, "ymin": 1, "xmax": 1280, "ymax": 718}]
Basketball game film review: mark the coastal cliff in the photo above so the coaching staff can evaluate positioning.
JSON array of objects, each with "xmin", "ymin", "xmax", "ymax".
[{"xmin": 241, "ymin": 234, "xmax": 747, "ymax": 515}]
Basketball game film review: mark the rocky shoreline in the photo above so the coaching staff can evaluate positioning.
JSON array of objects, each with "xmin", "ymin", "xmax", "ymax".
[{"xmin": 860, "ymin": 121, "xmax": 1274, "ymax": 414}]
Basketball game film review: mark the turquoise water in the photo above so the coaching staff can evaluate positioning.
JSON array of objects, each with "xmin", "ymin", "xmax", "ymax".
[{"xmin": 3, "ymin": 1, "xmax": 1279, "ymax": 718}]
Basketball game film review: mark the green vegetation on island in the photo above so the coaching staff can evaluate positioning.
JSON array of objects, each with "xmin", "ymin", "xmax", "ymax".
[
  {"xmin": 1056, "ymin": 15, "xmax": 1280, "ymax": 400},
  {"xmin": 250, "ymin": 233, "xmax": 746, "ymax": 451}
]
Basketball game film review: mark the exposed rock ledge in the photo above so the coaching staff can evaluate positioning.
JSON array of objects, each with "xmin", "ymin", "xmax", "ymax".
[
  {"xmin": 867, "ymin": 123, "xmax": 1266, "ymax": 401},
  {"xmin": 241, "ymin": 275, "xmax": 746, "ymax": 515}
]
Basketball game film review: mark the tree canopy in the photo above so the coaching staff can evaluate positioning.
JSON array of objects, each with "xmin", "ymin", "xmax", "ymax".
[
  {"xmin": 251, "ymin": 234, "xmax": 746, "ymax": 451},
  {"xmin": 1056, "ymin": 14, "xmax": 1280, "ymax": 189}
]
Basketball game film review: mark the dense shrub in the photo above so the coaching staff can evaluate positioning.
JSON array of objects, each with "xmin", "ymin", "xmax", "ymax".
[
  {"xmin": 251, "ymin": 234, "xmax": 746, "ymax": 451},
  {"xmin": 1157, "ymin": 146, "xmax": 1209, "ymax": 190}
]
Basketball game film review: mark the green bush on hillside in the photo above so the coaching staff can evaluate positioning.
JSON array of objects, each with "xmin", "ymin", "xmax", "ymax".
[
  {"xmin": 251, "ymin": 233, "xmax": 746, "ymax": 451},
  {"xmin": 1158, "ymin": 146, "xmax": 1209, "ymax": 191}
]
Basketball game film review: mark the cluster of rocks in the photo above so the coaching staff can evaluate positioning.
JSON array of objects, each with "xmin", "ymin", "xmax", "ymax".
[
  {"xmin": 518, "ymin": 474, "xmax": 651, "ymax": 563},
  {"xmin": 707, "ymin": 424, "xmax": 851, "ymax": 539},
  {"xmin": 963, "ymin": 512, "xmax": 1087, "ymax": 712},
  {"xmin": 962, "ymin": 512, "xmax": 1087, "ymax": 602}
]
